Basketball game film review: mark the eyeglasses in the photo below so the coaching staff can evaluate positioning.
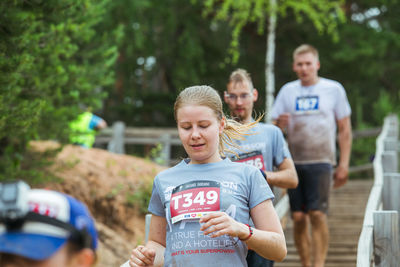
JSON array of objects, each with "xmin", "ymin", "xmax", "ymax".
[{"xmin": 225, "ymin": 92, "xmax": 252, "ymax": 101}]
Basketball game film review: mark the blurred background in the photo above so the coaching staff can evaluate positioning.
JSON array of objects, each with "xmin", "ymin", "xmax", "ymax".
[{"xmin": 1, "ymin": 0, "xmax": 399, "ymax": 178}]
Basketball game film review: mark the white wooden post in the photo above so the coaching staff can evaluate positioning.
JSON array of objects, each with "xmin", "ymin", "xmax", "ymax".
[
  {"xmin": 160, "ymin": 133, "xmax": 171, "ymax": 166},
  {"xmin": 107, "ymin": 121, "xmax": 125, "ymax": 154},
  {"xmin": 381, "ymin": 151, "xmax": 397, "ymax": 173},
  {"xmin": 145, "ymin": 213, "xmax": 152, "ymax": 243},
  {"xmin": 383, "ymin": 173, "xmax": 400, "ymax": 212},
  {"xmin": 373, "ymin": 211, "xmax": 400, "ymax": 266},
  {"xmin": 383, "ymin": 138, "xmax": 398, "ymax": 153},
  {"xmin": 382, "ymin": 173, "xmax": 400, "ymax": 243}
]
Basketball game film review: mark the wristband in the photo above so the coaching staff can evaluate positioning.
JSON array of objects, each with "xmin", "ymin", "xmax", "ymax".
[{"xmin": 239, "ymin": 224, "xmax": 253, "ymax": 241}]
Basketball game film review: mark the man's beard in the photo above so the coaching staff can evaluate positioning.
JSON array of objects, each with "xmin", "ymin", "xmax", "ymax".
[{"xmin": 232, "ymin": 112, "xmax": 245, "ymax": 123}]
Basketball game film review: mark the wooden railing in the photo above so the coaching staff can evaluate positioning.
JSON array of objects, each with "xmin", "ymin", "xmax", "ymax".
[
  {"xmin": 356, "ymin": 115, "xmax": 400, "ymax": 267},
  {"xmin": 94, "ymin": 121, "xmax": 382, "ymax": 168},
  {"xmin": 94, "ymin": 121, "xmax": 386, "ymax": 245},
  {"xmin": 94, "ymin": 122, "xmax": 181, "ymax": 166}
]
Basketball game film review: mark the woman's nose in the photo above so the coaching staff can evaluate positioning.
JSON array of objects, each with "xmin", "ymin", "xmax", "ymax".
[{"xmin": 191, "ymin": 127, "xmax": 201, "ymax": 139}]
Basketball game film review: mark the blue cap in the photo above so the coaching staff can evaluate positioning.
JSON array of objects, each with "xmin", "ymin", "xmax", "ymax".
[{"xmin": 0, "ymin": 189, "xmax": 98, "ymax": 260}]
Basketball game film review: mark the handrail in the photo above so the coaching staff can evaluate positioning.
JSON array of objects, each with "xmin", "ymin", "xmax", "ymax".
[
  {"xmin": 356, "ymin": 115, "xmax": 397, "ymax": 267},
  {"xmin": 95, "ymin": 124, "xmax": 383, "ymax": 169}
]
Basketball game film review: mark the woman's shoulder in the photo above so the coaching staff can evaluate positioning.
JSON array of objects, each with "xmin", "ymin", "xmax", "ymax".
[{"xmin": 155, "ymin": 160, "xmax": 186, "ymax": 179}]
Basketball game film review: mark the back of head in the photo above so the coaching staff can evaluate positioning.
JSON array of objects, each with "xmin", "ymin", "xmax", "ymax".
[
  {"xmin": 0, "ymin": 181, "xmax": 98, "ymax": 262},
  {"xmin": 228, "ymin": 68, "xmax": 254, "ymax": 90},
  {"xmin": 174, "ymin": 85, "xmax": 223, "ymax": 121},
  {"xmin": 293, "ymin": 44, "xmax": 319, "ymax": 61}
]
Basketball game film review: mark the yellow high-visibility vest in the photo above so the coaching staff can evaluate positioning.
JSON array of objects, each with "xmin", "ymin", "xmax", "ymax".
[{"xmin": 69, "ymin": 112, "xmax": 96, "ymax": 148}]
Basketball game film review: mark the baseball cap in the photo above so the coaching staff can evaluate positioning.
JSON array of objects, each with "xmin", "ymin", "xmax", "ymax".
[{"xmin": 0, "ymin": 188, "xmax": 98, "ymax": 261}]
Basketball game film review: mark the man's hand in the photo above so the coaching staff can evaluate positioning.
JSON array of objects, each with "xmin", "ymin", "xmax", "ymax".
[
  {"xmin": 333, "ymin": 165, "xmax": 348, "ymax": 188},
  {"xmin": 276, "ymin": 113, "xmax": 290, "ymax": 131}
]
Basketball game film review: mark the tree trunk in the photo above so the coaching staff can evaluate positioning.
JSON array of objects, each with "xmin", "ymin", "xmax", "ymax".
[{"xmin": 265, "ymin": 0, "xmax": 277, "ymax": 123}]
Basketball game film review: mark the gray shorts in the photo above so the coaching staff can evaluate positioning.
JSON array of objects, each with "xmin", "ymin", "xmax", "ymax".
[{"xmin": 288, "ymin": 163, "xmax": 332, "ymax": 214}]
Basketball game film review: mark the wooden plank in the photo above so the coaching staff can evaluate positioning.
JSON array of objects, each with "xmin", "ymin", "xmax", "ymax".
[
  {"xmin": 275, "ymin": 194, "xmax": 289, "ymax": 219},
  {"xmin": 276, "ymin": 180, "xmax": 373, "ymax": 267},
  {"xmin": 107, "ymin": 121, "xmax": 125, "ymax": 154},
  {"xmin": 352, "ymin": 127, "xmax": 381, "ymax": 139},
  {"xmin": 383, "ymin": 173, "xmax": 400, "ymax": 211},
  {"xmin": 356, "ymin": 115, "xmax": 398, "ymax": 266},
  {"xmin": 382, "ymin": 151, "xmax": 398, "ymax": 173},
  {"xmin": 348, "ymin": 163, "xmax": 373, "ymax": 174},
  {"xmin": 373, "ymin": 211, "xmax": 400, "ymax": 267},
  {"xmin": 124, "ymin": 127, "xmax": 178, "ymax": 137}
]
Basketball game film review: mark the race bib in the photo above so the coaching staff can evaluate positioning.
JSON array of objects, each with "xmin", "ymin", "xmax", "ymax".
[
  {"xmin": 170, "ymin": 180, "xmax": 220, "ymax": 224},
  {"xmin": 295, "ymin": 96, "xmax": 319, "ymax": 114},
  {"xmin": 231, "ymin": 151, "xmax": 266, "ymax": 171}
]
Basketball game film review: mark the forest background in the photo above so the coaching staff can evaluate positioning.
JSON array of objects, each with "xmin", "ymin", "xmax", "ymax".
[{"xmin": 1, "ymin": 0, "xmax": 399, "ymax": 179}]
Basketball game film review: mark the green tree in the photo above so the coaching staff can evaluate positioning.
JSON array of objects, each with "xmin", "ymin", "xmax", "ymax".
[
  {"xmin": 102, "ymin": 0, "xmax": 232, "ymax": 127},
  {"xmin": 0, "ymin": 0, "xmax": 122, "ymax": 178},
  {"xmin": 200, "ymin": 0, "xmax": 345, "ymax": 121},
  {"xmin": 201, "ymin": 0, "xmax": 346, "ymax": 64}
]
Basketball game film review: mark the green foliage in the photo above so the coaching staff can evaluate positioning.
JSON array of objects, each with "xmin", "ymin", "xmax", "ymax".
[
  {"xmin": 1, "ymin": 0, "xmax": 399, "ymax": 177},
  {"xmin": 201, "ymin": 0, "xmax": 345, "ymax": 63},
  {"xmin": 316, "ymin": 1, "xmax": 400, "ymax": 128},
  {"xmin": 148, "ymin": 143, "xmax": 166, "ymax": 166},
  {"xmin": 0, "ymin": 145, "xmax": 62, "ymax": 185},
  {"xmin": 102, "ymin": 0, "xmax": 232, "ymax": 126},
  {"xmin": 107, "ymin": 183, "xmax": 124, "ymax": 199},
  {"xmin": 126, "ymin": 180, "xmax": 153, "ymax": 215},
  {"xmin": 0, "ymin": 0, "xmax": 122, "ymax": 174},
  {"xmin": 372, "ymin": 91, "xmax": 400, "ymax": 125}
]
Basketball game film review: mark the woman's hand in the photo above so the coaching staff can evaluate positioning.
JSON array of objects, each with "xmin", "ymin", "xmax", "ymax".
[
  {"xmin": 129, "ymin": 245, "xmax": 156, "ymax": 267},
  {"xmin": 199, "ymin": 212, "xmax": 249, "ymax": 240}
]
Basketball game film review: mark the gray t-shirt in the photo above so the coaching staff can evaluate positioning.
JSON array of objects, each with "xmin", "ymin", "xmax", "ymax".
[
  {"xmin": 271, "ymin": 78, "xmax": 351, "ymax": 165},
  {"xmin": 226, "ymin": 122, "xmax": 291, "ymax": 172},
  {"xmin": 148, "ymin": 158, "xmax": 274, "ymax": 267}
]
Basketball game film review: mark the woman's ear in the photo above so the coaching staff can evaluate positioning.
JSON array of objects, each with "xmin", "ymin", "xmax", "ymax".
[{"xmin": 219, "ymin": 117, "xmax": 226, "ymax": 134}]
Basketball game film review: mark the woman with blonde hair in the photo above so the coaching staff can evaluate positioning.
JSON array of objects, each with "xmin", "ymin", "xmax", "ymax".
[{"xmin": 128, "ymin": 85, "xmax": 286, "ymax": 267}]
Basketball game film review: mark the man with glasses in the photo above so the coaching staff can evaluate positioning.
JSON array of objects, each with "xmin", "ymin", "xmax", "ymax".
[{"xmin": 224, "ymin": 68, "xmax": 298, "ymax": 267}]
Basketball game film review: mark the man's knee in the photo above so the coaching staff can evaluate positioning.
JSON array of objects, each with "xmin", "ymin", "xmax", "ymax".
[
  {"xmin": 309, "ymin": 210, "xmax": 327, "ymax": 226},
  {"xmin": 292, "ymin": 212, "xmax": 308, "ymax": 226}
]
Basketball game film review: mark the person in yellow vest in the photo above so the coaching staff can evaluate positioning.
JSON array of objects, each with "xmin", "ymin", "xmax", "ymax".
[{"xmin": 69, "ymin": 111, "xmax": 107, "ymax": 148}]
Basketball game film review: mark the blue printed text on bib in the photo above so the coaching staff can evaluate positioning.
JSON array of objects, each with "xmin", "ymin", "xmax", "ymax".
[{"xmin": 295, "ymin": 96, "xmax": 319, "ymax": 114}]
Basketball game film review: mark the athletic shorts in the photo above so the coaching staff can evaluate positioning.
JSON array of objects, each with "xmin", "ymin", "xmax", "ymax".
[
  {"xmin": 288, "ymin": 163, "xmax": 332, "ymax": 214},
  {"xmin": 246, "ymin": 250, "xmax": 274, "ymax": 267}
]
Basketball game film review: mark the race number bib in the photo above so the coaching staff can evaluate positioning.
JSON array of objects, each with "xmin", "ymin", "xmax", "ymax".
[
  {"xmin": 295, "ymin": 96, "xmax": 319, "ymax": 114},
  {"xmin": 231, "ymin": 151, "xmax": 266, "ymax": 171},
  {"xmin": 170, "ymin": 180, "xmax": 220, "ymax": 224}
]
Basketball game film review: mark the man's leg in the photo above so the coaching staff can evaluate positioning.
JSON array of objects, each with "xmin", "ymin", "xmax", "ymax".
[
  {"xmin": 309, "ymin": 210, "xmax": 329, "ymax": 267},
  {"xmin": 305, "ymin": 163, "xmax": 332, "ymax": 267},
  {"xmin": 292, "ymin": 212, "xmax": 311, "ymax": 267}
]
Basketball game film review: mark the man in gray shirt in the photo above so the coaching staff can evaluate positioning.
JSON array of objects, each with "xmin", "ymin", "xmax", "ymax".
[{"xmin": 271, "ymin": 44, "xmax": 352, "ymax": 267}]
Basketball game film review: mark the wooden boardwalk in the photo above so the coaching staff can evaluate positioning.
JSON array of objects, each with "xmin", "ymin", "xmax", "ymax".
[{"xmin": 275, "ymin": 179, "xmax": 373, "ymax": 267}]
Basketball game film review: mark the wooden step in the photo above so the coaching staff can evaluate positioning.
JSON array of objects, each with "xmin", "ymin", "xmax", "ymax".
[{"xmin": 277, "ymin": 179, "xmax": 373, "ymax": 267}]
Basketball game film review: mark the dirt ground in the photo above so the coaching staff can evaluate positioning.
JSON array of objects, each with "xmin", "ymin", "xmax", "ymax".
[{"xmin": 28, "ymin": 141, "xmax": 166, "ymax": 267}]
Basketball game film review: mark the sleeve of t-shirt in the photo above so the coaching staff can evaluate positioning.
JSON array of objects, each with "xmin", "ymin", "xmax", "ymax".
[
  {"xmin": 148, "ymin": 178, "xmax": 165, "ymax": 217},
  {"xmin": 248, "ymin": 166, "xmax": 274, "ymax": 209},
  {"xmin": 272, "ymin": 126, "xmax": 291, "ymax": 167},
  {"xmin": 270, "ymin": 86, "xmax": 287, "ymax": 120},
  {"xmin": 334, "ymin": 83, "xmax": 352, "ymax": 120},
  {"xmin": 89, "ymin": 114, "xmax": 103, "ymax": 130}
]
